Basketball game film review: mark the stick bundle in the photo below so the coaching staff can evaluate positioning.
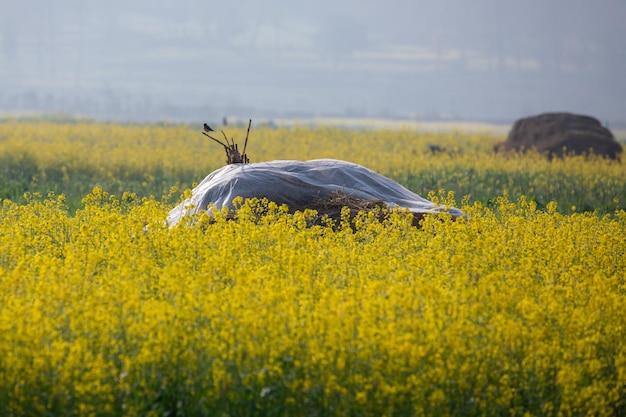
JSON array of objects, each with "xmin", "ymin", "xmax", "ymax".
[{"xmin": 202, "ymin": 119, "xmax": 252, "ymax": 164}]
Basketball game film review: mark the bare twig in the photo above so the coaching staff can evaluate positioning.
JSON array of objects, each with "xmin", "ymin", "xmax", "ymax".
[
  {"xmin": 220, "ymin": 130, "xmax": 230, "ymax": 145},
  {"xmin": 201, "ymin": 131, "xmax": 228, "ymax": 148},
  {"xmin": 243, "ymin": 119, "xmax": 251, "ymax": 158}
]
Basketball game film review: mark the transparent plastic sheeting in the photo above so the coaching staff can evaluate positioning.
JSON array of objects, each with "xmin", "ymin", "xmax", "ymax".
[{"xmin": 167, "ymin": 159, "xmax": 464, "ymax": 226}]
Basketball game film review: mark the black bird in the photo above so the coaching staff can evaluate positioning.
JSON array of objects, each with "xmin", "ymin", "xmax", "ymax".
[{"xmin": 203, "ymin": 123, "xmax": 214, "ymax": 132}]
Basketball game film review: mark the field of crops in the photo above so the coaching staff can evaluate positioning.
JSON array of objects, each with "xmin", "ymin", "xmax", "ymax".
[{"xmin": 1, "ymin": 119, "xmax": 626, "ymax": 416}]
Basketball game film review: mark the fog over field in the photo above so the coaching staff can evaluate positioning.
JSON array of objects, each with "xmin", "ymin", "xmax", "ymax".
[{"xmin": 1, "ymin": 0, "xmax": 625, "ymax": 124}]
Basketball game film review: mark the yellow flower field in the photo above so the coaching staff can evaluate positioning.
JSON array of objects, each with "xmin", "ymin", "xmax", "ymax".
[
  {"xmin": 1, "ymin": 119, "xmax": 624, "ymax": 213},
  {"xmin": 1, "ymin": 120, "xmax": 625, "ymax": 416}
]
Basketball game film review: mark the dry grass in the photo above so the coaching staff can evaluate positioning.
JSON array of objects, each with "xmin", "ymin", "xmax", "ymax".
[{"xmin": 288, "ymin": 190, "xmax": 426, "ymax": 228}]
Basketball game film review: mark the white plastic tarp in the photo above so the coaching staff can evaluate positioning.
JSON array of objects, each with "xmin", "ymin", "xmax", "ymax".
[{"xmin": 167, "ymin": 159, "xmax": 464, "ymax": 225}]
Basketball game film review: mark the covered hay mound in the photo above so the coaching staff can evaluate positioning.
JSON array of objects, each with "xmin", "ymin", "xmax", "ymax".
[
  {"xmin": 167, "ymin": 159, "xmax": 464, "ymax": 227},
  {"xmin": 494, "ymin": 112, "xmax": 622, "ymax": 159}
]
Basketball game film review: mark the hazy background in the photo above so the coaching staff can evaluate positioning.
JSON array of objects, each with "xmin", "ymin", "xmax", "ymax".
[{"xmin": 1, "ymin": 0, "xmax": 625, "ymax": 125}]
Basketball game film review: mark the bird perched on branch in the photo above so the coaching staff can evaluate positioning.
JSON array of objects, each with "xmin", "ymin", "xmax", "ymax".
[{"xmin": 201, "ymin": 119, "xmax": 251, "ymax": 164}]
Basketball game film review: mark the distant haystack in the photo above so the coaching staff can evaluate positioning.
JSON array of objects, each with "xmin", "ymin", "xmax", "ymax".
[{"xmin": 494, "ymin": 112, "xmax": 622, "ymax": 160}]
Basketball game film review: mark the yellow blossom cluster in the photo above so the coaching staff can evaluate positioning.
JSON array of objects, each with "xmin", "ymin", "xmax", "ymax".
[{"xmin": 1, "ymin": 188, "xmax": 625, "ymax": 416}]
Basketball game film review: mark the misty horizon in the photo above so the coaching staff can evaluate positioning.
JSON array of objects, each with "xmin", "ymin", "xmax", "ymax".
[{"xmin": 1, "ymin": 0, "xmax": 625, "ymax": 124}]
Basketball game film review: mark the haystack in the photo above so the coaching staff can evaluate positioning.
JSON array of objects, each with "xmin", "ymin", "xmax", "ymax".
[
  {"xmin": 167, "ymin": 122, "xmax": 464, "ymax": 227},
  {"xmin": 494, "ymin": 112, "xmax": 622, "ymax": 159},
  {"xmin": 167, "ymin": 159, "xmax": 464, "ymax": 227}
]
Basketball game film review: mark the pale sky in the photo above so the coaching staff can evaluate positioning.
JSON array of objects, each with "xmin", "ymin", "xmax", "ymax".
[{"xmin": 1, "ymin": 0, "xmax": 625, "ymax": 123}]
